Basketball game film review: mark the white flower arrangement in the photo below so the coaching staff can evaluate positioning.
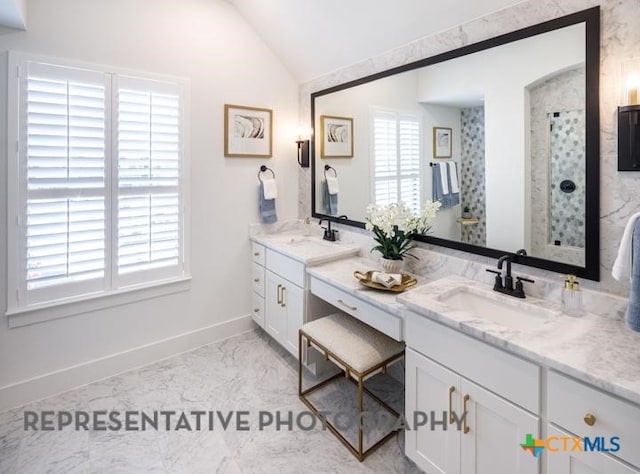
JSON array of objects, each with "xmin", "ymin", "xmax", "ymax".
[{"xmin": 365, "ymin": 201, "xmax": 441, "ymax": 260}]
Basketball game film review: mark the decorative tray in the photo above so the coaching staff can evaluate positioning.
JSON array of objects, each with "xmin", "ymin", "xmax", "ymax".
[{"xmin": 353, "ymin": 270, "xmax": 417, "ymax": 293}]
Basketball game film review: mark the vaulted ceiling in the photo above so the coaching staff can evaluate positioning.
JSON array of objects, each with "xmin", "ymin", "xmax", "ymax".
[{"xmin": 225, "ymin": 0, "xmax": 527, "ymax": 83}]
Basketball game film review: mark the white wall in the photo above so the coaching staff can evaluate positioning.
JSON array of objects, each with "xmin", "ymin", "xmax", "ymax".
[
  {"xmin": 0, "ymin": 0, "xmax": 299, "ymax": 409},
  {"xmin": 417, "ymin": 24, "xmax": 584, "ymax": 251},
  {"xmin": 0, "ymin": 0, "xmax": 27, "ymax": 30}
]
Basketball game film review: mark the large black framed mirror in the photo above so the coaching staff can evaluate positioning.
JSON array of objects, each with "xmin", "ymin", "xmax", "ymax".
[{"xmin": 311, "ymin": 7, "xmax": 600, "ymax": 280}]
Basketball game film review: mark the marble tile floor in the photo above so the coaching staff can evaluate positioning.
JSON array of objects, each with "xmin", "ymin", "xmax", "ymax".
[{"xmin": 0, "ymin": 329, "xmax": 422, "ymax": 473}]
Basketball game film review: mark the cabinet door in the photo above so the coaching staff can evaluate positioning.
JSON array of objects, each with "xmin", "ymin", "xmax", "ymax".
[
  {"xmin": 265, "ymin": 271, "xmax": 285, "ymax": 342},
  {"xmin": 282, "ymin": 282, "xmax": 304, "ymax": 356},
  {"xmin": 460, "ymin": 378, "xmax": 539, "ymax": 474},
  {"xmin": 547, "ymin": 426, "xmax": 639, "ymax": 474},
  {"xmin": 405, "ymin": 348, "xmax": 461, "ymax": 474}
]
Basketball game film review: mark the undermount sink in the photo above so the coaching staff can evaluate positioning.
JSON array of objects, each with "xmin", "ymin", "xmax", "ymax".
[{"xmin": 437, "ymin": 285, "xmax": 557, "ymax": 331}]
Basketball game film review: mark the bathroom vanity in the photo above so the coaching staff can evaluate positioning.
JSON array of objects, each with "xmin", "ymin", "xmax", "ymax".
[
  {"xmin": 250, "ymin": 232, "xmax": 359, "ymax": 356},
  {"xmin": 301, "ymin": 254, "xmax": 640, "ymax": 474}
]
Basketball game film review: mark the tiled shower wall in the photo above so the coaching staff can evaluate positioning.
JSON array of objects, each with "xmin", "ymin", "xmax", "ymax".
[
  {"xmin": 460, "ymin": 106, "xmax": 486, "ymax": 247},
  {"xmin": 300, "ymin": 0, "xmax": 640, "ymax": 296},
  {"xmin": 530, "ymin": 68, "xmax": 585, "ymax": 266}
]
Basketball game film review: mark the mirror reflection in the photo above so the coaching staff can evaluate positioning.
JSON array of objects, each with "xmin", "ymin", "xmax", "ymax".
[{"xmin": 314, "ymin": 23, "xmax": 586, "ymax": 266}]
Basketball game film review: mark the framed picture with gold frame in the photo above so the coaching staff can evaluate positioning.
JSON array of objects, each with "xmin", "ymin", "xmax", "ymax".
[
  {"xmin": 224, "ymin": 104, "xmax": 273, "ymax": 157},
  {"xmin": 320, "ymin": 115, "xmax": 353, "ymax": 158},
  {"xmin": 433, "ymin": 126, "xmax": 452, "ymax": 158}
]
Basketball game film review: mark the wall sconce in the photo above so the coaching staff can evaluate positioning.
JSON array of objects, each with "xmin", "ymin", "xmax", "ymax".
[
  {"xmin": 296, "ymin": 125, "xmax": 311, "ymax": 168},
  {"xmin": 619, "ymin": 59, "xmax": 640, "ymax": 171}
]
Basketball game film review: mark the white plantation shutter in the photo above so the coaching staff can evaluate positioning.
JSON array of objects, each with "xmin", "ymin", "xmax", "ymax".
[
  {"xmin": 20, "ymin": 62, "xmax": 109, "ymax": 304},
  {"xmin": 115, "ymin": 77, "xmax": 183, "ymax": 285},
  {"xmin": 11, "ymin": 57, "xmax": 187, "ymax": 311},
  {"xmin": 372, "ymin": 109, "xmax": 421, "ymax": 214}
]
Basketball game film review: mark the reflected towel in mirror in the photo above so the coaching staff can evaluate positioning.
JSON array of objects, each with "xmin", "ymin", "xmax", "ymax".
[
  {"xmin": 323, "ymin": 180, "xmax": 338, "ymax": 215},
  {"xmin": 326, "ymin": 176, "xmax": 339, "ymax": 195},
  {"xmin": 432, "ymin": 162, "xmax": 460, "ymax": 208}
]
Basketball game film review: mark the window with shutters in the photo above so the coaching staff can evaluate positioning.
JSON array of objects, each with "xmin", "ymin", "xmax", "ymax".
[
  {"xmin": 7, "ymin": 55, "xmax": 189, "ymax": 313},
  {"xmin": 371, "ymin": 109, "xmax": 422, "ymax": 215}
]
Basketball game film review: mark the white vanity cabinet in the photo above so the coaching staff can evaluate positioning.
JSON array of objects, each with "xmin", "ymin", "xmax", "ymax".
[
  {"xmin": 265, "ymin": 269, "xmax": 304, "ymax": 355},
  {"xmin": 546, "ymin": 371, "xmax": 640, "ymax": 474},
  {"xmin": 251, "ymin": 242, "xmax": 267, "ymax": 328},
  {"xmin": 405, "ymin": 313, "xmax": 540, "ymax": 474}
]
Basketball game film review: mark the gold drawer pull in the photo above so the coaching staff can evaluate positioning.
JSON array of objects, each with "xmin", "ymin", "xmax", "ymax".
[
  {"xmin": 448, "ymin": 386, "xmax": 456, "ymax": 423},
  {"xmin": 584, "ymin": 413, "xmax": 596, "ymax": 426},
  {"xmin": 463, "ymin": 394, "xmax": 470, "ymax": 434},
  {"xmin": 254, "ymin": 278, "xmax": 260, "ymax": 283},
  {"xmin": 277, "ymin": 284, "xmax": 282, "ymax": 305},
  {"xmin": 337, "ymin": 299, "xmax": 357, "ymax": 311},
  {"xmin": 281, "ymin": 287, "xmax": 286, "ymax": 307}
]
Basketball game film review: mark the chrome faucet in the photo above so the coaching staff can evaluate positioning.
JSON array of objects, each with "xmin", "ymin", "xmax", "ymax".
[{"xmin": 486, "ymin": 254, "xmax": 534, "ymax": 298}]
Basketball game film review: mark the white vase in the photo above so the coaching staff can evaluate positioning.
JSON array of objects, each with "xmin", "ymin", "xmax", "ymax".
[{"xmin": 381, "ymin": 257, "xmax": 403, "ymax": 274}]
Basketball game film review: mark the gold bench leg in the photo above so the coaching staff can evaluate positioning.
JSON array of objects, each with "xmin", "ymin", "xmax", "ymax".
[{"xmin": 298, "ymin": 329, "xmax": 403, "ymax": 462}]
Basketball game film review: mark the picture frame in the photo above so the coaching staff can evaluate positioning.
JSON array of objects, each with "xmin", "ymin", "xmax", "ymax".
[
  {"xmin": 433, "ymin": 127, "xmax": 452, "ymax": 158},
  {"xmin": 320, "ymin": 115, "xmax": 354, "ymax": 158},
  {"xmin": 224, "ymin": 104, "xmax": 273, "ymax": 157}
]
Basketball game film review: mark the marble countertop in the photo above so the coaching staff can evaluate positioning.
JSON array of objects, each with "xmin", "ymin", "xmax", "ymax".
[
  {"xmin": 306, "ymin": 256, "xmax": 421, "ymax": 318},
  {"xmin": 251, "ymin": 232, "xmax": 360, "ymax": 266},
  {"xmin": 308, "ymin": 257, "xmax": 640, "ymax": 406}
]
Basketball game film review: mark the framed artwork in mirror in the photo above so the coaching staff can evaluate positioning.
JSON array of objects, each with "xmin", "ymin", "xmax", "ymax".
[
  {"xmin": 320, "ymin": 115, "xmax": 354, "ymax": 158},
  {"xmin": 224, "ymin": 104, "xmax": 273, "ymax": 157},
  {"xmin": 433, "ymin": 127, "xmax": 452, "ymax": 158}
]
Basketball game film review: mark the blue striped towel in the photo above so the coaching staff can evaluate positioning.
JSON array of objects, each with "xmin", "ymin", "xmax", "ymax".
[{"xmin": 259, "ymin": 182, "xmax": 277, "ymax": 224}]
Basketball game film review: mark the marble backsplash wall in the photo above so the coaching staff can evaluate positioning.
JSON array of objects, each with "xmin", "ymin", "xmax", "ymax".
[{"xmin": 299, "ymin": 0, "xmax": 640, "ymax": 297}]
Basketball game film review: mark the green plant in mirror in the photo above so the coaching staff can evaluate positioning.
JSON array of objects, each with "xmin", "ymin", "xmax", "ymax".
[{"xmin": 365, "ymin": 201, "xmax": 441, "ymax": 260}]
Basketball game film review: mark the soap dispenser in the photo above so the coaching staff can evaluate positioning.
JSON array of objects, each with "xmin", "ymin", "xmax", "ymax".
[{"xmin": 562, "ymin": 274, "xmax": 583, "ymax": 317}]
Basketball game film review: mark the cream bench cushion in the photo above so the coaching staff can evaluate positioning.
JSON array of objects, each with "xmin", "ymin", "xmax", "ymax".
[{"xmin": 301, "ymin": 312, "xmax": 405, "ymax": 374}]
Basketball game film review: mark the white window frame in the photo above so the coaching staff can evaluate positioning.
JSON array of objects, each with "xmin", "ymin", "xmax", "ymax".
[
  {"xmin": 369, "ymin": 107, "xmax": 423, "ymax": 214},
  {"xmin": 6, "ymin": 52, "xmax": 191, "ymax": 326}
]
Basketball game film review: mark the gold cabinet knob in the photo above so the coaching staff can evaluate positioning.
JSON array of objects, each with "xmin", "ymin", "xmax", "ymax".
[
  {"xmin": 254, "ymin": 252, "xmax": 260, "ymax": 256},
  {"xmin": 253, "ymin": 308, "xmax": 260, "ymax": 313},
  {"xmin": 584, "ymin": 413, "xmax": 596, "ymax": 426},
  {"xmin": 254, "ymin": 278, "xmax": 260, "ymax": 282}
]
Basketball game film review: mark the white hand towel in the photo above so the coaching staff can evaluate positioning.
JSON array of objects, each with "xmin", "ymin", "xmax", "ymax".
[
  {"xmin": 262, "ymin": 178, "xmax": 278, "ymax": 200},
  {"xmin": 326, "ymin": 176, "xmax": 339, "ymax": 195},
  {"xmin": 371, "ymin": 271, "xmax": 402, "ymax": 288},
  {"xmin": 448, "ymin": 161, "xmax": 459, "ymax": 194},
  {"xmin": 439, "ymin": 163, "xmax": 449, "ymax": 194},
  {"xmin": 613, "ymin": 212, "xmax": 640, "ymax": 282}
]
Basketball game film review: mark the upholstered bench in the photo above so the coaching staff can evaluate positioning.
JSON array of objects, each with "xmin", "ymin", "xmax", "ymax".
[{"xmin": 298, "ymin": 312, "xmax": 405, "ymax": 461}]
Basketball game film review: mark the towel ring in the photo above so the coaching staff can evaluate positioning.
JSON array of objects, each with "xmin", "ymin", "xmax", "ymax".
[
  {"xmin": 258, "ymin": 165, "xmax": 275, "ymax": 182},
  {"xmin": 324, "ymin": 165, "xmax": 337, "ymax": 178}
]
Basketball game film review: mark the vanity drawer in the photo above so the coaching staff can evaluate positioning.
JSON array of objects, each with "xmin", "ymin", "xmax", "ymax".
[
  {"xmin": 252, "ymin": 262, "xmax": 265, "ymax": 296},
  {"xmin": 252, "ymin": 292, "xmax": 264, "ymax": 328},
  {"xmin": 252, "ymin": 242, "xmax": 265, "ymax": 266},
  {"xmin": 309, "ymin": 277, "xmax": 402, "ymax": 341},
  {"xmin": 405, "ymin": 311, "xmax": 539, "ymax": 413},
  {"xmin": 548, "ymin": 371, "xmax": 640, "ymax": 468},
  {"xmin": 266, "ymin": 249, "xmax": 305, "ymax": 287}
]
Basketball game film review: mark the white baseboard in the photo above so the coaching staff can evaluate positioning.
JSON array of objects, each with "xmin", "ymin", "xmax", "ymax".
[{"xmin": 0, "ymin": 315, "xmax": 254, "ymax": 412}]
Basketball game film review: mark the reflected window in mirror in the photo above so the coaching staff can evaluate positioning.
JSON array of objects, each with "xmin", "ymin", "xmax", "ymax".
[{"xmin": 372, "ymin": 109, "xmax": 422, "ymax": 215}]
